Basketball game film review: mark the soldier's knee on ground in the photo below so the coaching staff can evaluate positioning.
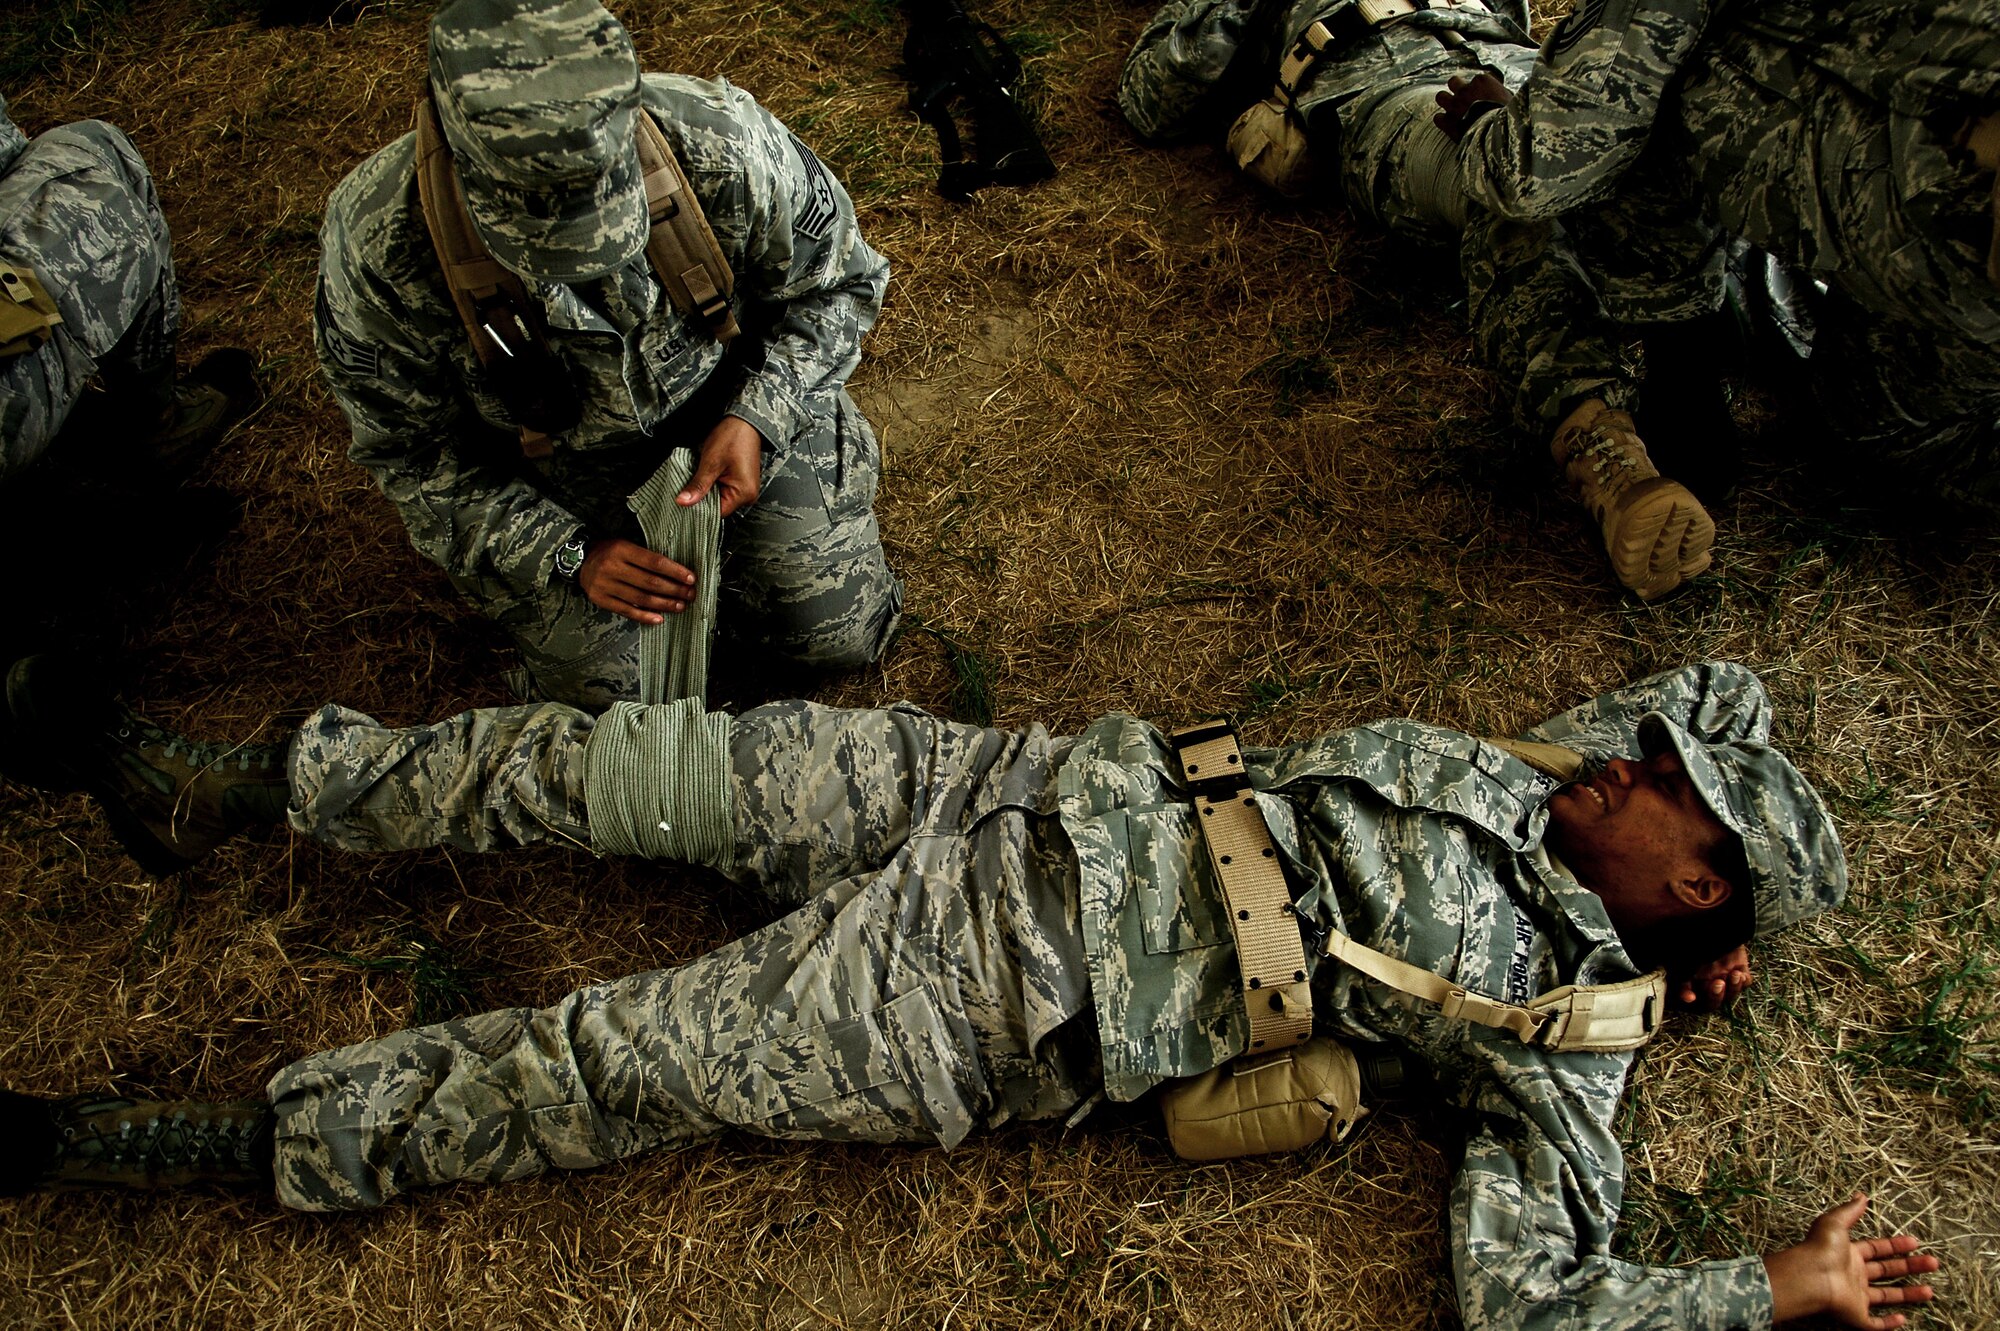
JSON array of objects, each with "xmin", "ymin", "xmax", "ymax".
[{"xmin": 725, "ymin": 551, "xmax": 905, "ymax": 671}]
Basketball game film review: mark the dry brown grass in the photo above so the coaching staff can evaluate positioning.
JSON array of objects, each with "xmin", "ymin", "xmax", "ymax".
[{"xmin": 2, "ymin": 0, "xmax": 1998, "ymax": 1326}]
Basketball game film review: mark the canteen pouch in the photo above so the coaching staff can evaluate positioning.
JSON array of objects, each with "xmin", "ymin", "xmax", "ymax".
[
  {"xmin": 0, "ymin": 262, "xmax": 62, "ymax": 360},
  {"xmin": 1226, "ymin": 96, "xmax": 1315, "ymax": 198},
  {"xmin": 1161, "ymin": 1035, "xmax": 1366, "ymax": 1161}
]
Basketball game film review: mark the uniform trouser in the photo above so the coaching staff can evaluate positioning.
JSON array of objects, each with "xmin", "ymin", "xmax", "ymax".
[
  {"xmin": 268, "ymin": 699, "xmax": 1095, "ymax": 1210},
  {"xmin": 451, "ymin": 388, "xmax": 905, "ymax": 711},
  {"xmin": 1327, "ymin": 77, "xmax": 1727, "ymax": 432},
  {"xmin": 1669, "ymin": 19, "xmax": 2000, "ymax": 521},
  {"xmin": 1460, "ymin": 167, "xmax": 1729, "ymax": 433},
  {"xmin": 0, "ymin": 119, "xmax": 179, "ymax": 479}
]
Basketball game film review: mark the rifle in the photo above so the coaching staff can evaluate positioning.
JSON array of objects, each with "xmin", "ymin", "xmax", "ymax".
[{"xmin": 901, "ymin": 0, "xmax": 1056, "ymax": 201}]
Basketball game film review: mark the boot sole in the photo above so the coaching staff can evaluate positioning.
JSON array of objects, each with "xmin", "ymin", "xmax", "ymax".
[{"xmin": 1603, "ymin": 477, "xmax": 1715, "ymax": 602}]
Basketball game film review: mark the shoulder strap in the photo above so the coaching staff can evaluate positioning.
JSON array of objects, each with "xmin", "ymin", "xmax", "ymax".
[
  {"xmin": 411, "ymin": 97, "xmax": 562, "ymax": 457},
  {"xmin": 1319, "ymin": 927, "xmax": 1666, "ymax": 1053},
  {"xmin": 634, "ymin": 109, "xmax": 739, "ymax": 344}
]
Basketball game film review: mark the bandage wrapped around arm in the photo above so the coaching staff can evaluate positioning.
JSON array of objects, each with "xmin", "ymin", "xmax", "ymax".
[{"xmin": 1160, "ymin": 1036, "xmax": 1367, "ymax": 1161}]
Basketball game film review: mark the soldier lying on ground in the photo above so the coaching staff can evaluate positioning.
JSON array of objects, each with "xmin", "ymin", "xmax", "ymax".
[
  {"xmin": 0, "ymin": 659, "xmax": 1942, "ymax": 1329},
  {"xmin": 315, "ymin": 0, "xmax": 903, "ymax": 710},
  {"xmin": 1120, "ymin": 0, "xmax": 2000, "ymax": 601},
  {"xmin": 0, "ymin": 93, "xmax": 257, "ymax": 646}
]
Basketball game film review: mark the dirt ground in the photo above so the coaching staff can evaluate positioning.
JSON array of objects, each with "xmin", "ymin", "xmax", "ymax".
[{"xmin": 1, "ymin": 0, "xmax": 1997, "ymax": 1327}]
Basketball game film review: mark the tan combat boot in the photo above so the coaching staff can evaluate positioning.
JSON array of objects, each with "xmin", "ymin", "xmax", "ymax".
[{"xmin": 1551, "ymin": 400, "xmax": 1715, "ymax": 601}]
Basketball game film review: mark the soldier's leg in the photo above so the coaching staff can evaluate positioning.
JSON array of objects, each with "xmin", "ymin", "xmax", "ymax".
[
  {"xmin": 1116, "ymin": 0, "xmax": 1282, "ymax": 142},
  {"xmin": 287, "ymin": 700, "xmax": 593, "ymax": 854},
  {"xmin": 1461, "ymin": 192, "xmax": 1723, "ymax": 599},
  {"xmin": 720, "ymin": 390, "xmax": 903, "ymax": 671},
  {"xmin": 0, "ymin": 119, "xmax": 178, "ymax": 475},
  {"xmin": 291, "ymin": 690, "xmax": 1070, "ymax": 910},
  {"xmin": 448, "ymin": 569, "xmax": 642, "ymax": 711},
  {"xmin": 266, "ymin": 798, "xmax": 1092, "ymax": 1210}
]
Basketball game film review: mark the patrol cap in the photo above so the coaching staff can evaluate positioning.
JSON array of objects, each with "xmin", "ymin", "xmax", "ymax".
[
  {"xmin": 428, "ymin": 0, "xmax": 648, "ymax": 284},
  {"xmin": 1638, "ymin": 713, "xmax": 1846, "ymax": 939}
]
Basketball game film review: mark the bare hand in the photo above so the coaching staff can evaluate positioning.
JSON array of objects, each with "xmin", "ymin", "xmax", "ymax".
[
  {"xmin": 1675, "ymin": 944, "xmax": 1754, "ymax": 1011},
  {"xmin": 577, "ymin": 537, "xmax": 696, "ymax": 626},
  {"xmin": 1433, "ymin": 72, "xmax": 1513, "ymax": 142},
  {"xmin": 678, "ymin": 414, "xmax": 763, "ymax": 517},
  {"xmin": 1764, "ymin": 1194, "xmax": 1939, "ymax": 1329}
]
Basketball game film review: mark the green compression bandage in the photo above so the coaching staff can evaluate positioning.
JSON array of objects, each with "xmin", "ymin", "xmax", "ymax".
[
  {"xmin": 583, "ymin": 698, "xmax": 735, "ymax": 866},
  {"xmin": 629, "ymin": 449, "xmax": 722, "ymax": 705}
]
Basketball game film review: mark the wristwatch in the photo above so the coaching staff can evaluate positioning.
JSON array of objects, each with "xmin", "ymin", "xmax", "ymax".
[{"xmin": 554, "ymin": 536, "xmax": 588, "ymax": 582}]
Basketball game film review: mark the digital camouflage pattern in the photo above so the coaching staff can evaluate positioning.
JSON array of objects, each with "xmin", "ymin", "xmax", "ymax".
[
  {"xmin": 315, "ymin": 67, "xmax": 902, "ymax": 709},
  {"xmin": 271, "ymin": 662, "xmax": 1830, "ymax": 1328},
  {"xmin": 274, "ymin": 701, "xmax": 1094, "ymax": 1209},
  {"xmin": 1123, "ymin": 0, "xmax": 2000, "ymax": 512},
  {"xmin": 1119, "ymin": 0, "xmax": 1532, "ymax": 245},
  {"xmin": 0, "ymin": 96, "xmax": 179, "ymax": 476},
  {"xmin": 428, "ymin": 0, "xmax": 650, "ymax": 284},
  {"xmin": 1460, "ymin": 0, "xmax": 2000, "ymax": 511}
]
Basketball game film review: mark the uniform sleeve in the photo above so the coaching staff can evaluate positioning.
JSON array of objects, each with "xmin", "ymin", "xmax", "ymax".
[
  {"xmin": 702, "ymin": 88, "xmax": 888, "ymax": 454},
  {"xmin": 313, "ymin": 150, "xmax": 583, "ymax": 595},
  {"xmin": 1457, "ymin": 0, "xmax": 1723, "ymax": 219},
  {"xmin": 1452, "ymin": 1045, "xmax": 1774, "ymax": 1331},
  {"xmin": 1116, "ymin": 0, "xmax": 1286, "ymax": 142},
  {"xmin": 1515, "ymin": 661, "xmax": 1772, "ymax": 757}
]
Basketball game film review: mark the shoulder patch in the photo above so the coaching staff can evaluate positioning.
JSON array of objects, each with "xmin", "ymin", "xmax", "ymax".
[
  {"xmin": 791, "ymin": 135, "xmax": 838, "ymax": 241},
  {"xmin": 316, "ymin": 280, "xmax": 380, "ymax": 380},
  {"xmin": 1549, "ymin": 0, "xmax": 1611, "ymax": 58}
]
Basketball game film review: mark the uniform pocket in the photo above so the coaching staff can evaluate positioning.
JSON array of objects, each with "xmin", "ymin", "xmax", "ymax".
[
  {"xmin": 696, "ymin": 982, "xmax": 983, "ymax": 1147},
  {"xmin": 1118, "ymin": 803, "xmax": 1230, "ymax": 956}
]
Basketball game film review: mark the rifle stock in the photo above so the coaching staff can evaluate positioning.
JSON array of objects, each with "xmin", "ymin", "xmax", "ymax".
[{"xmin": 902, "ymin": 0, "xmax": 1055, "ymax": 201}]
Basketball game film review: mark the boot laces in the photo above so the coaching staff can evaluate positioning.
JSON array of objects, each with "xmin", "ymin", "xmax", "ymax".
[
  {"xmin": 113, "ymin": 711, "xmax": 282, "ymax": 774},
  {"xmin": 1575, "ymin": 433, "xmax": 1648, "ymax": 498},
  {"xmin": 59, "ymin": 1100, "xmax": 258, "ymax": 1179}
]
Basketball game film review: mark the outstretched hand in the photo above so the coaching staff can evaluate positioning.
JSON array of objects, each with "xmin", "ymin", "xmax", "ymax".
[
  {"xmin": 1764, "ymin": 1194, "xmax": 1938, "ymax": 1329},
  {"xmin": 1675, "ymin": 944, "xmax": 1754, "ymax": 1011},
  {"xmin": 1432, "ymin": 72, "xmax": 1513, "ymax": 142}
]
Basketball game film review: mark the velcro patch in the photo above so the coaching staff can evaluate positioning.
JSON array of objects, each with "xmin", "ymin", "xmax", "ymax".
[
  {"xmin": 792, "ymin": 135, "xmax": 838, "ymax": 241},
  {"xmin": 1549, "ymin": 0, "xmax": 1610, "ymax": 58},
  {"xmin": 315, "ymin": 281, "xmax": 380, "ymax": 379}
]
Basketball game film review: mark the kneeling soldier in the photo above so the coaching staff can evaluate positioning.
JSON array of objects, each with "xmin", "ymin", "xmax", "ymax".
[{"xmin": 314, "ymin": 0, "xmax": 903, "ymax": 709}]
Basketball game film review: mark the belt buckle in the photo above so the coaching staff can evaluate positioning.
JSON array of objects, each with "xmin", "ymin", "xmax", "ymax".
[{"xmin": 1356, "ymin": 0, "xmax": 1423, "ymax": 24}]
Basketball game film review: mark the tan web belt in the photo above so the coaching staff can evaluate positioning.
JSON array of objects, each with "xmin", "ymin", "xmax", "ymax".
[
  {"xmin": 1170, "ymin": 722, "xmax": 1316, "ymax": 1054},
  {"xmin": 1173, "ymin": 721, "xmax": 1667, "ymax": 1057}
]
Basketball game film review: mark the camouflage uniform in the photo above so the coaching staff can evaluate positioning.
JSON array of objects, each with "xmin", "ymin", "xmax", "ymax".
[
  {"xmin": 1119, "ymin": 0, "xmax": 1536, "ymax": 242},
  {"xmin": 0, "ymin": 95, "xmax": 180, "ymax": 477},
  {"xmin": 1459, "ymin": 0, "xmax": 2000, "ymax": 513},
  {"xmin": 267, "ymin": 661, "xmax": 1834, "ymax": 1330},
  {"xmin": 1117, "ymin": 1, "xmax": 1668, "ymax": 424},
  {"xmin": 315, "ymin": 3, "xmax": 902, "ymax": 710}
]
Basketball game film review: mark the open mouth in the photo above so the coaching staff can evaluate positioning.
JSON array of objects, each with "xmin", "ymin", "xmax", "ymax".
[{"xmin": 1581, "ymin": 781, "xmax": 1609, "ymax": 814}]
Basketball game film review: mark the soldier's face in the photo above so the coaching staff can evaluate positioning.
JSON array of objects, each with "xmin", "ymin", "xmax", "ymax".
[{"xmin": 1546, "ymin": 751, "xmax": 1735, "ymax": 921}]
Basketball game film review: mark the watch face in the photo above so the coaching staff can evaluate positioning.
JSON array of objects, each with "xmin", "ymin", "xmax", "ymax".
[{"xmin": 557, "ymin": 541, "xmax": 585, "ymax": 578}]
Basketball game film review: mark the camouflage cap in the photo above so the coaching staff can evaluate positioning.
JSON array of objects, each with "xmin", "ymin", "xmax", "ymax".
[
  {"xmin": 428, "ymin": 0, "xmax": 648, "ymax": 284},
  {"xmin": 1638, "ymin": 714, "xmax": 1846, "ymax": 938}
]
